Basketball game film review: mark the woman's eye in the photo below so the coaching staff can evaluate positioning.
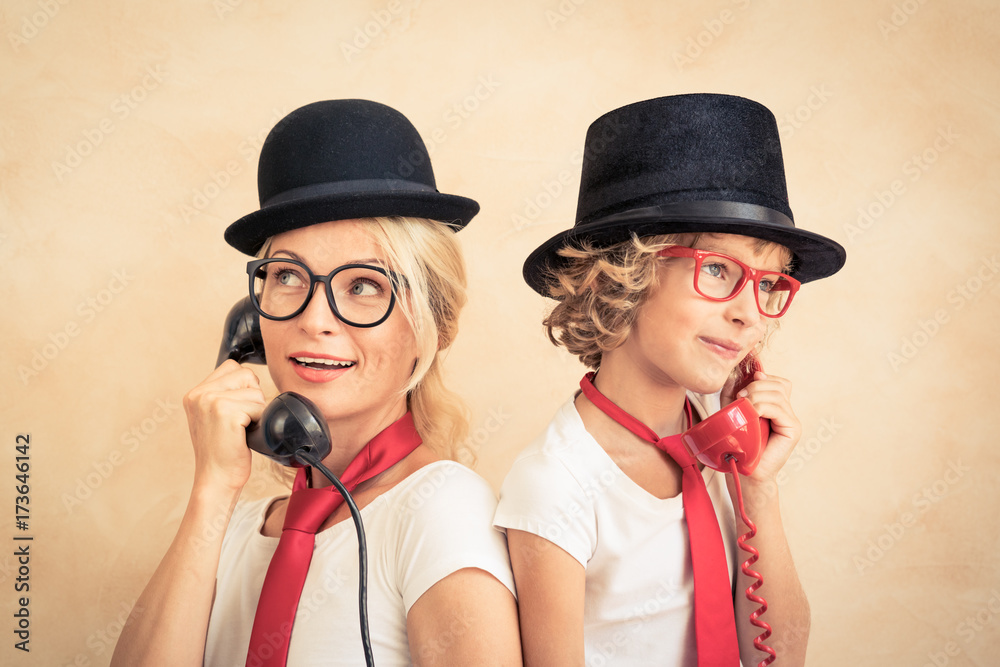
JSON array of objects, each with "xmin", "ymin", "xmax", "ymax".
[
  {"xmin": 274, "ymin": 269, "xmax": 305, "ymax": 287},
  {"xmin": 350, "ymin": 280, "xmax": 380, "ymax": 296},
  {"xmin": 758, "ymin": 279, "xmax": 775, "ymax": 293}
]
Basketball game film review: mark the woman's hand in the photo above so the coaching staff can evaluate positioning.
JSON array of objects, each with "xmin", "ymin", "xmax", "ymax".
[
  {"xmin": 720, "ymin": 369, "xmax": 802, "ymax": 485},
  {"xmin": 113, "ymin": 360, "xmax": 266, "ymax": 667},
  {"xmin": 183, "ymin": 359, "xmax": 266, "ymax": 492}
]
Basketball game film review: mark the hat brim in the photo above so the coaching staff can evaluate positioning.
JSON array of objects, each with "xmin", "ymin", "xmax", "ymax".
[
  {"xmin": 225, "ymin": 190, "xmax": 480, "ymax": 256},
  {"xmin": 523, "ymin": 200, "xmax": 846, "ymax": 295}
]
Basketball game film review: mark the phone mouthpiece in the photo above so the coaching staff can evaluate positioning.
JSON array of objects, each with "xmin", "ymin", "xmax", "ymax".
[{"xmin": 246, "ymin": 392, "xmax": 332, "ymax": 466}]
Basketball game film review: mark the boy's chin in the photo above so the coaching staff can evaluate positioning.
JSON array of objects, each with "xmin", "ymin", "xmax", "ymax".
[
  {"xmin": 688, "ymin": 383, "xmax": 727, "ymax": 398},
  {"xmin": 680, "ymin": 371, "xmax": 731, "ymax": 396}
]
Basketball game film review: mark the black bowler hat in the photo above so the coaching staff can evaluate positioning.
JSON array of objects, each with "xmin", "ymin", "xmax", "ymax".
[
  {"xmin": 225, "ymin": 99, "xmax": 480, "ymax": 255},
  {"xmin": 523, "ymin": 93, "xmax": 846, "ymax": 294}
]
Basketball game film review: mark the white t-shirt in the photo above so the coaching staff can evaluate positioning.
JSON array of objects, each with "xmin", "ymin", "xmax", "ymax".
[
  {"xmin": 205, "ymin": 460, "xmax": 516, "ymax": 667},
  {"xmin": 494, "ymin": 395, "xmax": 739, "ymax": 667}
]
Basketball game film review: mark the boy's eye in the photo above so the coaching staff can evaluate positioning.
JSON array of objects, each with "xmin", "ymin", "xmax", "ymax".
[
  {"xmin": 758, "ymin": 275, "xmax": 791, "ymax": 294},
  {"xmin": 701, "ymin": 262, "xmax": 727, "ymax": 279}
]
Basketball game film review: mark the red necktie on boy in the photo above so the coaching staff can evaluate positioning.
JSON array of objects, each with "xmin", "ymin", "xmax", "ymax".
[{"xmin": 580, "ymin": 372, "xmax": 740, "ymax": 666}]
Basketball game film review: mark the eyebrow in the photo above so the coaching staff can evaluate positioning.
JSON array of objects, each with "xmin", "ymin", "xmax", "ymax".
[
  {"xmin": 269, "ymin": 249, "xmax": 387, "ymax": 267},
  {"xmin": 696, "ymin": 244, "xmax": 786, "ymax": 273}
]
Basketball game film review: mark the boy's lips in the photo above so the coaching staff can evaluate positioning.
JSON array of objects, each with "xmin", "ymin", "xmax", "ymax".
[{"xmin": 699, "ymin": 336, "xmax": 742, "ymax": 359}]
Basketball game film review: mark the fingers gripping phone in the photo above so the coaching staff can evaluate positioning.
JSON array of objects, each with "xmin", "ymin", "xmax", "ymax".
[
  {"xmin": 217, "ymin": 297, "xmax": 332, "ymax": 466},
  {"xmin": 217, "ymin": 299, "xmax": 377, "ymax": 666},
  {"xmin": 681, "ymin": 355, "xmax": 770, "ymax": 476}
]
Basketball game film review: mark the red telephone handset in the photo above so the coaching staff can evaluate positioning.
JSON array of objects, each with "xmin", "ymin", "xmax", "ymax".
[{"xmin": 681, "ymin": 355, "xmax": 770, "ymax": 475}]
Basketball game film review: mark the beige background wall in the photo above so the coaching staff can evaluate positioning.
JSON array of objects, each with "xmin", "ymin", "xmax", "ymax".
[{"xmin": 2, "ymin": 1, "xmax": 998, "ymax": 665}]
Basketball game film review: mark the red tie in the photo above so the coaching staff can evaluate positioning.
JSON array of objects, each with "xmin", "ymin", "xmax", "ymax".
[
  {"xmin": 245, "ymin": 412, "xmax": 423, "ymax": 667},
  {"xmin": 579, "ymin": 373, "xmax": 740, "ymax": 666}
]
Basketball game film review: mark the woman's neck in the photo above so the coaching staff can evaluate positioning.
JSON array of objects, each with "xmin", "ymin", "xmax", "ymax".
[{"xmin": 313, "ymin": 400, "xmax": 410, "ymax": 486}]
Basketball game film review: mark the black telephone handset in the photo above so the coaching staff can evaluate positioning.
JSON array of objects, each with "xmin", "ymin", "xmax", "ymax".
[
  {"xmin": 681, "ymin": 355, "xmax": 770, "ymax": 476},
  {"xmin": 217, "ymin": 297, "xmax": 332, "ymax": 466},
  {"xmin": 216, "ymin": 298, "xmax": 376, "ymax": 666}
]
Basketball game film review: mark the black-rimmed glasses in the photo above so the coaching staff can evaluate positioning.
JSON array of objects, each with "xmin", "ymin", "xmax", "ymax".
[{"xmin": 247, "ymin": 258, "xmax": 404, "ymax": 327}]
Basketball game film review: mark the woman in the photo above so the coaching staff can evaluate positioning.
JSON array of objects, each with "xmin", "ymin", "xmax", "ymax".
[
  {"xmin": 113, "ymin": 100, "xmax": 521, "ymax": 666},
  {"xmin": 494, "ymin": 94, "xmax": 846, "ymax": 666}
]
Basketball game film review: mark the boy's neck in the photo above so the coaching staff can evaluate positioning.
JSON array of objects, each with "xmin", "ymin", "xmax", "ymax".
[{"xmin": 586, "ymin": 355, "xmax": 689, "ymax": 437}]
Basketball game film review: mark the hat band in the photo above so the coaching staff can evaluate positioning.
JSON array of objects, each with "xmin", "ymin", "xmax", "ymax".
[
  {"xmin": 588, "ymin": 200, "xmax": 795, "ymax": 229},
  {"xmin": 263, "ymin": 179, "xmax": 438, "ymax": 207}
]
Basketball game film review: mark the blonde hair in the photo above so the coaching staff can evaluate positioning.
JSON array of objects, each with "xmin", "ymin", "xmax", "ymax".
[
  {"xmin": 356, "ymin": 216, "xmax": 470, "ymax": 459},
  {"xmin": 543, "ymin": 232, "xmax": 788, "ymax": 369},
  {"xmin": 257, "ymin": 216, "xmax": 470, "ymax": 460}
]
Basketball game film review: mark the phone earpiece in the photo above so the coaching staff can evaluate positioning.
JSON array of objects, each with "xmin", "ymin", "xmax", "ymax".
[
  {"xmin": 217, "ymin": 296, "xmax": 266, "ymax": 367},
  {"xmin": 219, "ymin": 297, "xmax": 332, "ymax": 467},
  {"xmin": 734, "ymin": 354, "xmax": 762, "ymax": 395},
  {"xmin": 246, "ymin": 392, "xmax": 332, "ymax": 466}
]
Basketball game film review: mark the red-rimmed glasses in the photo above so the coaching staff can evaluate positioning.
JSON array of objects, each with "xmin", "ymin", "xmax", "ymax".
[{"xmin": 657, "ymin": 246, "xmax": 801, "ymax": 318}]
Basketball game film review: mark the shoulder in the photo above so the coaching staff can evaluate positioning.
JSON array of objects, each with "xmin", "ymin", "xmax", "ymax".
[
  {"xmin": 216, "ymin": 495, "xmax": 279, "ymax": 561},
  {"xmin": 388, "ymin": 460, "xmax": 498, "ymax": 520},
  {"xmin": 385, "ymin": 461, "xmax": 516, "ymax": 608},
  {"xmin": 226, "ymin": 496, "xmax": 274, "ymax": 537},
  {"xmin": 500, "ymin": 397, "xmax": 608, "ymax": 499},
  {"xmin": 494, "ymin": 398, "xmax": 612, "ymax": 565}
]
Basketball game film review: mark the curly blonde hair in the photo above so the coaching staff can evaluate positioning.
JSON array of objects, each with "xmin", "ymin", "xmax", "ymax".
[{"xmin": 542, "ymin": 232, "xmax": 789, "ymax": 369}]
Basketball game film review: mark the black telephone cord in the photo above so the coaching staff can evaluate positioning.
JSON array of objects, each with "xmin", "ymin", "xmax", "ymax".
[{"xmin": 294, "ymin": 449, "xmax": 375, "ymax": 667}]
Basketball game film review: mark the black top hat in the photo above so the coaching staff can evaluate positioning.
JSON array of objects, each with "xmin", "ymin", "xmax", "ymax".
[
  {"xmin": 523, "ymin": 94, "xmax": 846, "ymax": 294},
  {"xmin": 225, "ymin": 99, "xmax": 480, "ymax": 256}
]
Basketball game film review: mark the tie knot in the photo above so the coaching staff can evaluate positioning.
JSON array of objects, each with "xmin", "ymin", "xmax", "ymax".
[
  {"xmin": 656, "ymin": 433, "xmax": 697, "ymax": 469},
  {"xmin": 283, "ymin": 487, "xmax": 342, "ymax": 534}
]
